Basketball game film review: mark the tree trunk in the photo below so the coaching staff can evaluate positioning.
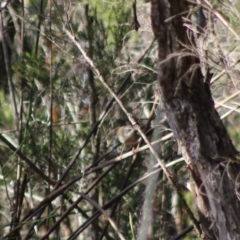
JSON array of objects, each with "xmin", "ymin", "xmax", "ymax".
[{"xmin": 151, "ymin": 1, "xmax": 240, "ymax": 239}]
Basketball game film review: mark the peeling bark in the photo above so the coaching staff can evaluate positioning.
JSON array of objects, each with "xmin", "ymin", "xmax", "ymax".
[{"xmin": 151, "ymin": 1, "xmax": 240, "ymax": 239}]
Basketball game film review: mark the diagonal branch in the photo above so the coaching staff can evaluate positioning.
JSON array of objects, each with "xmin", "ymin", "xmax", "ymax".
[{"xmin": 0, "ymin": 134, "xmax": 55, "ymax": 186}]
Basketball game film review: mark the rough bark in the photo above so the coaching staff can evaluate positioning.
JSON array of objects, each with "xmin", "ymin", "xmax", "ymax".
[{"xmin": 151, "ymin": 1, "xmax": 240, "ymax": 239}]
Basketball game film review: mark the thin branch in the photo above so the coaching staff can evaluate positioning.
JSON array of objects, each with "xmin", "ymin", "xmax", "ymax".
[
  {"xmin": 79, "ymin": 193, "xmax": 126, "ymax": 240},
  {"xmin": 170, "ymin": 225, "xmax": 194, "ymax": 240},
  {"xmin": 0, "ymin": 134, "xmax": 55, "ymax": 186}
]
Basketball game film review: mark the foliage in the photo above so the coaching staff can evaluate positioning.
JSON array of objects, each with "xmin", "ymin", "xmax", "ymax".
[{"xmin": 0, "ymin": 0, "xmax": 239, "ymax": 239}]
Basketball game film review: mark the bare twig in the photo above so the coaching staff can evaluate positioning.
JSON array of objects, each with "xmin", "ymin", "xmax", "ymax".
[
  {"xmin": 79, "ymin": 193, "xmax": 126, "ymax": 240},
  {"xmin": 0, "ymin": 134, "xmax": 55, "ymax": 186}
]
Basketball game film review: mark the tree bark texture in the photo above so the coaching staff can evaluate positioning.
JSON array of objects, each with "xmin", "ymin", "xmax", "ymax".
[{"xmin": 151, "ymin": 1, "xmax": 240, "ymax": 239}]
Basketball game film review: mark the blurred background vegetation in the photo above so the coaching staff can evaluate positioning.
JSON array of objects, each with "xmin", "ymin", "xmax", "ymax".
[{"xmin": 0, "ymin": 0, "xmax": 240, "ymax": 239}]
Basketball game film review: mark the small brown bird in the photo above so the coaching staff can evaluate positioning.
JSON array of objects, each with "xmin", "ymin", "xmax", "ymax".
[{"xmin": 116, "ymin": 119, "xmax": 138, "ymax": 146}]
